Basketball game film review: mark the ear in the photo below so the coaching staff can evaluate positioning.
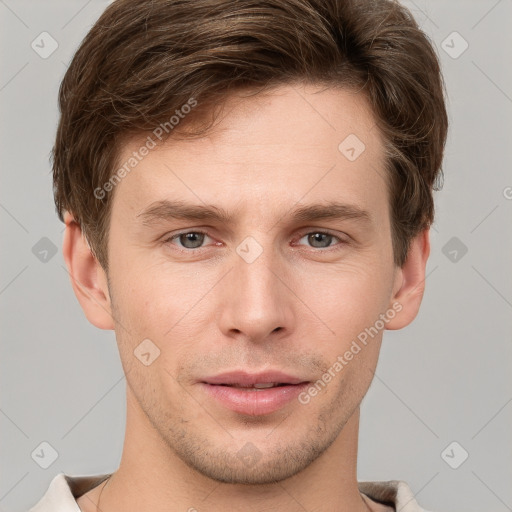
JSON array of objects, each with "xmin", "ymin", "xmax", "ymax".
[
  {"xmin": 385, "ymin": 228, "xmax": 430, "ymax": 330},
  {"xmin": 62, "ymin": 211, "xmax": 115, "ymax": 330}
]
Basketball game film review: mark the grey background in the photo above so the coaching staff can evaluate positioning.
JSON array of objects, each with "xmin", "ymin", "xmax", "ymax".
[{"xmin": 1, "ymin": 1, "xmax": 511, "ymax": 511}]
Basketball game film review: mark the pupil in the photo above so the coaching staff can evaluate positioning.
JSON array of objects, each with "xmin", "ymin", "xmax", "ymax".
[
  {"xmin": 309, "ymin": 233, "xmax": 331, "ymax": 248},
  {"xmin": 181, "ymin": 233, "xmax": 204, "ymax": 248}
]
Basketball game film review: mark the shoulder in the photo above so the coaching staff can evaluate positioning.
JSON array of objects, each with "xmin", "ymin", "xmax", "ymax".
[
  {"xmin": 28, "ymin": 472, "xmax": 111, "ymax": 512},
  {"xmin": 359, "ymin": 479, "xmax": 435, "ymax": 512}
]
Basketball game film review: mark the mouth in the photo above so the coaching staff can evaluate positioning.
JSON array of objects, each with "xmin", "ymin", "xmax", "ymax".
[
  {"xmin": 201, "ymin": 369, "xmax": 307, "ymax": 387},
  {"xmin": 199, "ymin": 370, "xmax": 310, "ymax": 415},
  {"xmin": 213, "ymin": 382, "xmax": 291, "ymax": 390}
]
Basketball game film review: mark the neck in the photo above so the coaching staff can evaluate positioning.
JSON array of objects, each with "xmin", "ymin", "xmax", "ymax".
[{"xmin": 97, "ymin": 385, "xmax": 371, "ymax": 512}]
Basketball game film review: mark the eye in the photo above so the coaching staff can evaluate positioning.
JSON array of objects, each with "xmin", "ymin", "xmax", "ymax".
[
  {"xmin": 296, "ymin": 231, "xmax": 345, "ymax": 250},
  {"xmin": 164, "ymin": 230, "xmax": 212, "ymax": 250},
  {"xmin": 162, "ymin": 229, "xmax": 347, "ymax": 252}
]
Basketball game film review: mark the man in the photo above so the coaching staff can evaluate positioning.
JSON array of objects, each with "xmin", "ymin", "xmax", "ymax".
[{"xmin": 29, "ymin": 0, "xmax": 448, "ymax": 510}]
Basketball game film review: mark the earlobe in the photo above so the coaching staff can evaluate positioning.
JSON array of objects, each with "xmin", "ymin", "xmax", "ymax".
[
  {"xmin": 62, "ymin": 211, "xmax": 115, "ymax": 330},
  {"xmin": 386, "ymin": 229, "xmax": 431, "ymax": 331}
]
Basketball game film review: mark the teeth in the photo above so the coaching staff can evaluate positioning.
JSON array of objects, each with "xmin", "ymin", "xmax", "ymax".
[{"xmin": 225, "ymin": 382, "xmax": 281, "ymax": 389}]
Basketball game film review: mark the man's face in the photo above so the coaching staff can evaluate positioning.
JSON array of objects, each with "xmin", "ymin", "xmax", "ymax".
[{"xmin": 105, "ymin": 83, "xmax": 401, "ymax": 484}]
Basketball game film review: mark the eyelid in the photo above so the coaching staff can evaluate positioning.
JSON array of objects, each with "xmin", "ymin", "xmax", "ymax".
[
  {"xmin": 292, "ymin": 229, "xmax": 349, "ymax": 250},
  {"xmin": 163, "ymin": 229, "xmax": 214, "ymax": 248},
  {"xmin": 294, "ymin": 228, "xmax": 348, "ymax": 241},
  {"xmin": 163, "ymin": 228, "xmax": 351, "ymax": 253}
]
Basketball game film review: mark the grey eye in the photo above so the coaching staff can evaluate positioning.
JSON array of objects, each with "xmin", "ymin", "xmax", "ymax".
[
  {"xmin": 175, "ymin": 232, "xmax": 207, "ymax": 249},
  {"xmin": 300, "ymin": 232, "xmax": 337, "ymax": 249}
]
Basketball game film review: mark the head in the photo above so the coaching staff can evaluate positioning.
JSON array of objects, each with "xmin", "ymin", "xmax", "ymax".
[{"xmin": 56, "ymin": 0, "xmax": 447, "ymax": 485}]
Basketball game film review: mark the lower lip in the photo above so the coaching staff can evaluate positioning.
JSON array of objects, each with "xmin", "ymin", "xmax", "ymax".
[{"xmin": 200, "ymin": 383, "xmax": 309, "ymax": 416}]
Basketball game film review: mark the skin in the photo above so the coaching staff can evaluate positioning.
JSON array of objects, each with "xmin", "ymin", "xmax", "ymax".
[{"xmin": 66, "ymin": 82, "xmax": 430, "ymax": 512}]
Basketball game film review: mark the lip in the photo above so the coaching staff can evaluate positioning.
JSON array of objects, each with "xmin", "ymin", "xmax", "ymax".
[
  {"xmin": 201, "ymin": 370, "xmax": 306, "ymax": 386},
  {"xmin": 199, "ymin": 382, "xmax": 309, "ymax": 415},
  {"xmin": 199, "ymin": 370, "xmax": 310, "ymax": 416}
]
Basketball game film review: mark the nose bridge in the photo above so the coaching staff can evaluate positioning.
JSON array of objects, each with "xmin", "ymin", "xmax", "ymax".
[
  {"xmin": 237, "ymin": 234, "xmax": 279, "ymax": 302},
  {"xmin": 219, "ymin": 232, "xmax": 293, "ymax": 340}
]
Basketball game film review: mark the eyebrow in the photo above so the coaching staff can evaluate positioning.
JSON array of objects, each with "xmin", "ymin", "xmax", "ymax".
[{"xmin": 136, "ymin": 199, "xmax": 372, "ymax": 227}]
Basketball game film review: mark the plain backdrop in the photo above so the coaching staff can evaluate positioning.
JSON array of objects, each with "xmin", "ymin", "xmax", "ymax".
[{"xmin": 1, "ymin": 1, "xmax": 511, "ymax": 511}]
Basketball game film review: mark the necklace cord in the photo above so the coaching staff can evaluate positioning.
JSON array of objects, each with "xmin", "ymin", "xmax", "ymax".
[
  {"xmin": 96, "ymin": 474, "xmax": 112, "ymax": 512},
  {"xmin": 94, "ymin": 475, "xmax": 374, "ymax": 512}
]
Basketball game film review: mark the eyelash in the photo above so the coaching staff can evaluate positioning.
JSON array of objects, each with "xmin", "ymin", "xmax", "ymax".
[{"xmin": 162, "ymin": 229, "xmax": 348, "ymax": 252}]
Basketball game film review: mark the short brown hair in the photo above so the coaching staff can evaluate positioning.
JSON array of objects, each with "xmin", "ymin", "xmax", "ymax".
[{"xmin": 52, "ymin": 0, "xmax": 448, "ymax": 272}]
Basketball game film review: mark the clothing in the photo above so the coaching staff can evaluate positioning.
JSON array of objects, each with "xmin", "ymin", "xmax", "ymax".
[{"xmin": 28, "ymin": 472, "xmax": 433, "ymax": 512}]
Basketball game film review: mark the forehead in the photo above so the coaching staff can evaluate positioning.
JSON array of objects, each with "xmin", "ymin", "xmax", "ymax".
[{"xmin": 111, "ymin": 83, "xmax": 388, "ymax": 222}]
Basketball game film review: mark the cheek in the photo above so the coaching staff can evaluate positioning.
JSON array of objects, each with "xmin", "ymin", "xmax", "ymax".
[
  {"xmin": 109, "ymin": 233, "xmax": 394, "ymax": 365},
  {"xmin": 111, "ymin": 258, "xmax": 191, "ymax": 330},
  {"xmin": 110, "ymin": 261, "xmax": 214, "ymax": 379},
  {"xmin": 289, "ymin": 264, "xmax": 392, "ymax": 391},
  {"xmin": 298, "ymin": 261, "xmax": 391, "ymax": 332}
]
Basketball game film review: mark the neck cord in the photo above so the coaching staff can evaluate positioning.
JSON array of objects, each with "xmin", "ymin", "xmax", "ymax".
[
  {"xmin": 94, "ymin": 474, "xmax": 374, "ymax": 512},
  {"xmin": 96, "ymin": 474, "xmax": 112, "ymax": 512}
]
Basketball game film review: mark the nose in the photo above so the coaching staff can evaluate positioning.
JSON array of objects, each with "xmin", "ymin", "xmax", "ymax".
[{"xmin": 217, "ymin": 239, "xmax": 294, "ymax": 344}]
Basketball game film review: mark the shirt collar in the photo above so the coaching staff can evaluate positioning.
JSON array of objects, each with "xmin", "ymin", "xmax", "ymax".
[{"xmin": 29, "ymin": 473, "xmax": 431, "ymax": 512}]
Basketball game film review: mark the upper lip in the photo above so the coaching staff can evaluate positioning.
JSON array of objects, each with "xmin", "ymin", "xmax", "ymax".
[{"xmin": 201, "ymin": 370, "xmax": 308, "ymax": 386}]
